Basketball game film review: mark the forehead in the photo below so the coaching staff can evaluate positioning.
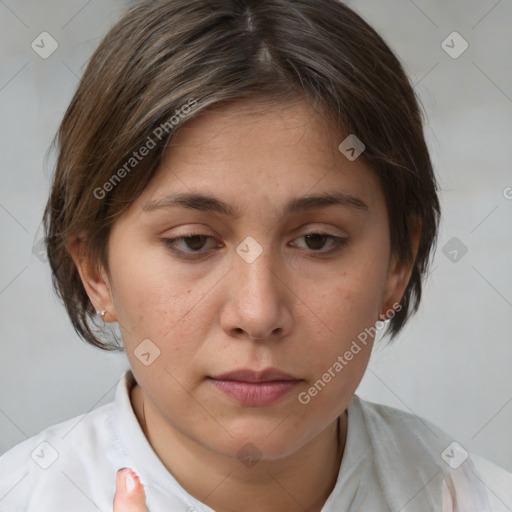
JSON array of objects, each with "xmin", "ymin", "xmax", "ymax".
[
  {"xmin": 132, "ymin": 98, "xmax": 384, "ymax": 218},
  {"xmin": 166, "ymin": 98, "xmax": 342, "ymax": 167}
]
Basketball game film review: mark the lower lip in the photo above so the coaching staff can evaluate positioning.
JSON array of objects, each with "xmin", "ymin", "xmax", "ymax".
[{"xmin": 209, "ymin": 379, "xmax": 299, "ymax": 406}]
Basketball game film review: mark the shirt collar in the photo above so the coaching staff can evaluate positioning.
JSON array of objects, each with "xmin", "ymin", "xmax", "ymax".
[{"xmin": 113, "ymin": 369, "xmax": 203, "ymax": 501}]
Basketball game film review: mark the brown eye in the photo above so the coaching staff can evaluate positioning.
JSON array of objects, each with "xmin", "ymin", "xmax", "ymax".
[
  {"xmin": 291, "ymin": 233, "xmax": 348, "ymax": 255},
  {"xmin": 183, "ymin": 235, "xmax": 208, "ymax": 251},
  {"xmin": 163, "ymin": 234, "xmax": 219, "ymax": 260},
  {"xmin": 304, "ymin": 234, "xmax": 329, "ymax": 250}
]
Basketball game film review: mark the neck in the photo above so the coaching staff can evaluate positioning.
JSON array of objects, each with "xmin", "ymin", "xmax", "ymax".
[{"xmin": 131, "ymin": 384, "xmax": 347, "ymax": 512}]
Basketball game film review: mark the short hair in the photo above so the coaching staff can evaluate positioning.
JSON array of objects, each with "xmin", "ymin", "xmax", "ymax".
[{"xmin": 43, "ymin": 0, "xmax": 440, "ymax": 351}]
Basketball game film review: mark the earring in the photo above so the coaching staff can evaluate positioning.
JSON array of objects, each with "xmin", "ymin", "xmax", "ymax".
[{"xmin": 97, "ymin": 309, "xmax": 107, "ymax": 318}]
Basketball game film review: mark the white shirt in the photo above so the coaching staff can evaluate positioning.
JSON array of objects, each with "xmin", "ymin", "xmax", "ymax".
[{"xmin": 1, "ymin": 370, "xmax": 511, "ymax": 511}]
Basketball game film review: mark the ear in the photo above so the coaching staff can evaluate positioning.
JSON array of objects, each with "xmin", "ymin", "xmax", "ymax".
[
  {"xmin": 379, "ymin": 218, "xmax": 421, "ymax": 320},
  {"xmin": 68, "ymin": 234, "xmax": 117, "ymax": 323}
]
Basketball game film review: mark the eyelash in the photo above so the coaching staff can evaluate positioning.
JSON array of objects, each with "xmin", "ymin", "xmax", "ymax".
[{"xmin": 163, "ymin": 233, "xmax": 348, "ymax": 261}]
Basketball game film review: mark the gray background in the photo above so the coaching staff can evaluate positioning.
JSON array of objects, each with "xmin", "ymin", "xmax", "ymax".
[{"xmin": 0, "ymin": 0, "xmax": 511, "ymax": 473}]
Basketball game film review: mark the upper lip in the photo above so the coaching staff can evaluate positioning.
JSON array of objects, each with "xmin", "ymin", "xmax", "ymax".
[{"xmin": 210, "ymin": 368, "xmax": 300, "ymax": 383}]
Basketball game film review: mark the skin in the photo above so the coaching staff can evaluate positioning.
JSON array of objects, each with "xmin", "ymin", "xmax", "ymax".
[
  {"xmin": 71, "ymin": 98, "xmax": 419, "ymax": 512},
  {"xmin": 113, "ymin": 469, "xmax": 147, "ymax": 512}
]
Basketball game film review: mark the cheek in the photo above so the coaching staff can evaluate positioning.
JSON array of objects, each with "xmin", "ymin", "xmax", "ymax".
[
  {"xmin": 301, "ymin": 287, "xmax": 378, "ymax": 410},
  {"xmin": 300, "ymin": 252, "xmax": 388, "ymax": 380},
  {"xmin": 109, "ymin": 251, "xmax": 222, "ymax": 378},
  {"xmin": 319, "ymin": 267, "xmax": 386, "ymax": 338},
  {"xmin": 108, "ymin": 251, "xmax": 194, "ymax": 344}
]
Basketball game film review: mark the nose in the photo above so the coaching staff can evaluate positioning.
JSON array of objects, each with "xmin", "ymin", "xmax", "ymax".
[{"xmin": 219, "ymin": 247, "xmax": 294, "ymax": 342}]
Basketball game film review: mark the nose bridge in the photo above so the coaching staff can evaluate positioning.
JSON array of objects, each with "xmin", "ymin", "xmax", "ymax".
[
  {"xmin": 234, "ymin": 240, "xmax": 279, "ymax": 301},
  {"xmin": 223, "ymin": 237, "xmax": 291, "ymax": 339}
]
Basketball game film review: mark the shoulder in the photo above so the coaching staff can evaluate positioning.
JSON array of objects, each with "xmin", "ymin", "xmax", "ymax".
[
  {"xmin": 0, "ymin": 400, "xmax": 116, "ymax": 466},
  {"xmin": 470, "ymin": 454, "xmax": 512, "ymax": 511},
  {"xmin": 351, "ymin": 395, "xmax": 512, "ymax": 510},
  {"xmin": 355, "ymin": 394, "xmax": 446, "ymax": 433},
  {"xmin": 353, "ymin": 394, "xmax": 453, "ymax": 456},
  {"xmin": 0, "ymin": 402, "xmax": 121, "ymax": 512}
]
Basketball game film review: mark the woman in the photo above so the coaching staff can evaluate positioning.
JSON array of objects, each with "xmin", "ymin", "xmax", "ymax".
[{"xmin": 1, "ymin": 1, "xmax": 510, "ymax": 510}]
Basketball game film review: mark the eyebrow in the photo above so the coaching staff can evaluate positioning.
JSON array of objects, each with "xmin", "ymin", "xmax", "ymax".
[{"xmin": 142, "ymin": 191, "xmax": 369, "ymax": 217}]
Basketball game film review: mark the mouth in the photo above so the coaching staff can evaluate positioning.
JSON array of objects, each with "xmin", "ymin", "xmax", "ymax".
[{"xmin": 208, "ymin": 368, "xmax": 302, "ymax": 407}]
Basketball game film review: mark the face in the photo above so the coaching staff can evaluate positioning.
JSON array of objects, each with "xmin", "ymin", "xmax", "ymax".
[{"xmin": 81, "ymin": 99, "xmax": 411, "ymax": 460}]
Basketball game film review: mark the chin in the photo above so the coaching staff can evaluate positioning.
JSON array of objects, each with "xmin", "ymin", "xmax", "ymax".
[{"xmin": 213, "ymin": 421, "xmax": 311, "ymax": 461}]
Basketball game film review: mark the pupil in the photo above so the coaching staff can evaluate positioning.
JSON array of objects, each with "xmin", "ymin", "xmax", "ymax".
[
  {"xmin": 186, "ymin": 235, "xmax": 206, "ymax": 250},
  {"xmin": 305, "ymin": 234, "xmax": 326, "ymax": 250}
]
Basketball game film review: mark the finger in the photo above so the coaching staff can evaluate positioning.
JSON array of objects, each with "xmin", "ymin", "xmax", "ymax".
[{"xmin": 113, "ymin": 468, "xmax": 148, "ymax": 512}]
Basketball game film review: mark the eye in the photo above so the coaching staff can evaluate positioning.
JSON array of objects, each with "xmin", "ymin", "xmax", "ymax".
[
  {"xmin": 291, "ymin": 233, "xmax": 348, "ymax": 254},
  {"xmin": 164, "ymin": 235, "xmax": 219, "ymax": 260},
  {"xmin": 163, "ymin": 232, "xmax": 348, "ymax": 261}
]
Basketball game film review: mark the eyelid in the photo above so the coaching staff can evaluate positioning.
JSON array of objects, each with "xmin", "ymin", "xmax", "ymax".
[
  {"xmin": 163, "ymin": 234, "xmax": 221, "ymax": 261},
  {"xmin": 163, "ymin": 231, "xmax": 348, "ymax": 261},
  {"xmin": 289, "ymin": 234, "xmax": 348, "ymax": 253}
]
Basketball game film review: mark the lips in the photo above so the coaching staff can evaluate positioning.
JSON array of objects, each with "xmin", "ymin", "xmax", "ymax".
[
  {"xmin": 210, "ymin": 368, "xmax": 299, "ymax": 383},
  {"xmin": 209, "ymin": 368, "xmax": 301, "ymax": 406}
]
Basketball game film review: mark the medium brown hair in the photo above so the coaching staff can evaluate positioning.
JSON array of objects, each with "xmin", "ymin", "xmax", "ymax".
[{"xmin": 43, "ymin": 0, "xmax": 440, "ymax": 350}]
